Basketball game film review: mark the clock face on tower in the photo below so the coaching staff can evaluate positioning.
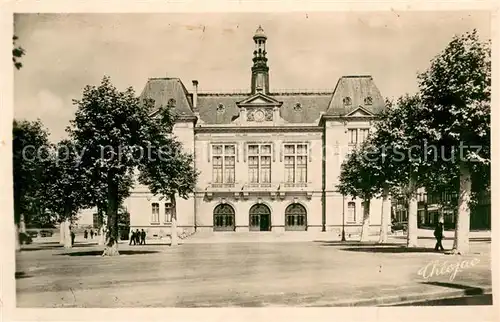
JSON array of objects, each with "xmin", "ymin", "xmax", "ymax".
[{"xmin": 254, "ymin": 109, "xmax": 265, "ymax": 122}]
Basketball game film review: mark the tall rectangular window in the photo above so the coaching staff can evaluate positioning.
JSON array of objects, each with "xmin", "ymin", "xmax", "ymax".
[
  {"xmin": 359, "ymin": 129, "xmax": 369, "ymax": 145},
  {"xmin": 164, "ymin": 203, "xmax": 172, "ymax": 223},
  {"xmin": 249, "ymin": 156, "xmax": 259, "ymax": 183},
  {"xmin": 247, "ymin": 144, "xmax": 272, "ymax": 184},
  {"xmin": 212, "ymin": 144, "xmax": 236, "ymax": 184},
  {"xmin": 151, "ymin": 203, "xmax": 160, "ymax": 223},
  {"xmin": 284, "ymin": 156, "xmax": 295, "ymax": 183},
  {"xmin": 348, "ymin": 128, "xmax": 370, "ymax": 146},
  {"xmin": 284, "ymin": 143, "xmax": 308, "ymax": 184},
  {"xmin": 348, "ymin": 129, "xmax": 357, "ymax": 145},
  {"xmin": 347, "ymin": 202, "xmax": 356, "ymax": 222}
]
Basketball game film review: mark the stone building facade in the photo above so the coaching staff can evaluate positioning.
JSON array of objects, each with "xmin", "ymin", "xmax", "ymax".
[{"xmin": 126, "ymin": 26, "xmax": 391, "ymax": 238}]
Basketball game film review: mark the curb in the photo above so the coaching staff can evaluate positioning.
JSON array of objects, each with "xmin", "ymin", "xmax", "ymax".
[{"xmin": 317, "ymin": 286, "xmax": 493, "ymax": 307}]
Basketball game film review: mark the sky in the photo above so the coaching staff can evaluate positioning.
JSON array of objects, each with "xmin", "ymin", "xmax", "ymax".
[{"xmin": 14, "ymin": 11, "xmax": 491, "ymax": 141}]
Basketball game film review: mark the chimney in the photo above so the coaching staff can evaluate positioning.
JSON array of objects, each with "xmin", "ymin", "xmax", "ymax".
[{"xmin": 192, "ymin": 80, "xmax": 199, "ymax": 111}]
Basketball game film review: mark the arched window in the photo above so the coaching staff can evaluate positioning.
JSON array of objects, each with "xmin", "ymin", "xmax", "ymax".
[
  {"xmin": 285, "ymin": 203, "xmax": 307, "ymax": 231},
  {"xmin": 347, "ymin": 202, "xmax": 356, "ymax": 223},
  {"xmin": 213, "ymin": 204, "xmax": 235, "ymax": 231},
  {"xmin": 249, "ymin": 204, "xmax": 271, "ymax": 231},
  {"xmin": 151, "ymin": 203, "xmax": 160, "ymax": 223}
]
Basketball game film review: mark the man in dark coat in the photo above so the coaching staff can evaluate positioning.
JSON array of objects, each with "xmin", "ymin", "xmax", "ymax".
[
  {"xmin": 90, "ymin": 230, "xmax": 94, "ymax": 239},
  {"xmin": 70, "ymin": 230, "xmax": 76, "ymax": 246},
  {"xmin": 434, "ymin": 222, "xmax": 445, "ymax": 251},
  {"xmin": 129, "ymin": 230, "xmax": 136, "ymax": 245},
  {"xmin": 140, "ymin": 229, "xmax": 146, "ymax": 245}
]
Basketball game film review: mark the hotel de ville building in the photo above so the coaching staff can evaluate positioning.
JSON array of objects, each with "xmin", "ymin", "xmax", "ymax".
[{"xmin": 126, "ymin": 26, "xmax": 391, "ymax": 237}]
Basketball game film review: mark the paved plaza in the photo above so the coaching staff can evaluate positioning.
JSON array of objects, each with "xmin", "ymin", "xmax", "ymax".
[{"xmin": 16, "ymin": 233, "xmax": 492, "ymax": 307}]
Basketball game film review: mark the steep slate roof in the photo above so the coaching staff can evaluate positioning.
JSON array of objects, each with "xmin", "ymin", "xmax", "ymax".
[
  {"xmin": 139, "ymin": 75, "xmax": 385, "ymax": 124},
  {"xmin": 139, "ymin": 78, "xmax": 195, "ymax": 117},
  {"xmin": 324, "ymin": 76, "xmax": 385, "ymax": 116},
  {"xmin": 197, "ymin": 92, "xmax": 332, "ymax": 124},
  {"xmin": 197, "ymin": 94, "xmax": 246, "ymax": 124},
  {"xmin": 274, "ymin": 93, "xmax": 332, "ymax": 123}
]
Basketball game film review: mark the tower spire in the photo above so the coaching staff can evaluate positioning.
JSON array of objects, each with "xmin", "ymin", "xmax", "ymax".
[{"xmin": 251, "ymin": 25, "xmax": 269, "ymax": 94}]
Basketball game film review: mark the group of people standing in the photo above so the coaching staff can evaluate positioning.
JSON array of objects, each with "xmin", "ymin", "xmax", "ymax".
[
  {"xmin": 83, "ymin": 229, "xmax": 95, "ymax": 240},
  {"xmin": 129, "ymin": 229, "xmax": 146, "ymax": 245}
]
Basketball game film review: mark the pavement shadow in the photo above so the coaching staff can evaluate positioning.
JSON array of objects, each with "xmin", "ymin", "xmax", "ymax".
[
  {"xmin": 32, "ymin": 241, "xmax": 60, "ymax": 245},
  {"xmin": 391, "ymin": 236, "xmax": 491, "ymax": 242},
  {"xmin": 340, "ymin": 246, "xmax": 439, "ymax": 253},
  {"xmin": 15, "ymin": 271, "xmax": 32, "ymax": 279},
  {"xmin": 125, "ymin": 243, "xmax": 173, "ymax": 246},
  {"xmin": 318, "ymin": 241, "xmax": 403, "ymax": 247},
  {"xmin": 58, "ymin": 250, "xmax": 160, "ymax": 256},
  {"xmin": 421, "ymin": 281, "xmax": 488, "ymax": 295},
  {"xmin": 21, "ymin": 243, "xmax": 97, "ymax": 251}
]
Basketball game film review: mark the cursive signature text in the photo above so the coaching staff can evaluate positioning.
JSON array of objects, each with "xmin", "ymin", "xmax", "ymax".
[{"xmin": 417, "ymin": 258, "xmax": 480, "ymax": 281}]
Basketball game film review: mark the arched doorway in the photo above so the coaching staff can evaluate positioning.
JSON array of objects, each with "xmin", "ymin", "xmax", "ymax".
[
  {"xmin": 213, "ymin": 204, "xmax": 235, "ymax": 231},
  {"xmin": 285, "ymin": 203, "xmax": 307, "ymax": 231},
  {"xmin": 249, "ymin": 204, "xmax": 271, "ymax": 231}
]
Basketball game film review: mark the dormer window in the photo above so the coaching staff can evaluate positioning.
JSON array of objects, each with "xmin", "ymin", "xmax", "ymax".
[
  {"xmin": 343, "ymin": 97, "xmax": 352, "ymax": 106},
  {"xmin": 364, "ymin": 97, "xmax": 373, "ymax": 105},
  {"xmin": 294, "ymin": 102, "xmax": 302, "ymax": 111},
  {"xmin": 167, "ymin": 98, "xmax": 176, "ymax": 108},
  {"xmin": 217, "ymin": 103, "xmax": 225, "ymax": 113}
]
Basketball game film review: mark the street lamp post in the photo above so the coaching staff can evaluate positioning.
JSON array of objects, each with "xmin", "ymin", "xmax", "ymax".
[{"xmin": 341, "ymin": 194, "xmax": 346, "ymax": 242}]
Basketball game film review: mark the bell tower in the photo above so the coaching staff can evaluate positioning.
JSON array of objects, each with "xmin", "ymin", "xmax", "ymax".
[{"xmin": 251, "ymin": 25, "xmax": 269, "ymax": 94}]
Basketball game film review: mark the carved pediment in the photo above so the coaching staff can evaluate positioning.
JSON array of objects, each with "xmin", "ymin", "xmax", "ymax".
[
  {"xmin": 237, "ymin": 93, "xmax": 282, "ymax": 107},
  {"xmin": 345, "ymin": 106, "xmax": 374, "ymax": 117}
]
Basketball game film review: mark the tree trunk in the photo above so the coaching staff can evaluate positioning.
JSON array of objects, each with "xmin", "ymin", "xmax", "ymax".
[
  {"xmin": 99, "ymin": 226, "xmax": 106, "ymax": 246},
  {"xmin": 360, "ymin": 198, "xmax": 371, "ymax": 242},
  {"xmin": 378, "ymin": 188, "xmax": 390, "ymax": 243},
  {"xmin": 15, "ymin": 223, "xmax": 21, "ymax": 251},
  {"xmin": 453, "ymin": 163, "xmax": 471, "ymax": 255},
  {"xmin": 59, "ymin": 221, "xmax": 65, "ymax": 245},
  {"xmin": 102, "ymin": 178, "xmax": 119, "ymax": 256},
  {"xmin": 406, "ymin": 176, "xmax": 419, "ymax": 248},
  {"xmin": 64, "ymin": 217, "xmax": 72, "ymax": 248},
  {"xmin": 170, "ymin": 193, "xmax": 178, "ymax": 247},
  {"xmin": 407, "ymin": 196, "xmax": 419, "ymax": 247},
  {"xmin": 19, "ymin": 213, "xmax": 26, "ymax": 233},
  {"xmin": 97, "ymin": 208, "xmax": 106, "ymax": 245},
  {"xmin": 14, "ymin": 201, "xmax": 21, "ymax": 250}
]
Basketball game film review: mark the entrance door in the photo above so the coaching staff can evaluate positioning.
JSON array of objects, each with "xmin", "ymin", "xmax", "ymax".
[
  {"xmin": 213, "ymin": 204, "xmax": 236, "ymax": 232},
  {"xmin": 249, "ymin": 204, "xmax": 271, "ymax": 231}
]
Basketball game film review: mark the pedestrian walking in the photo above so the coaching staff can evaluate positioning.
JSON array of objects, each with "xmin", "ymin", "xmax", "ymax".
[
  {"xmin": 90, "ymin": 229, "xmax": 94, "ymax": 239},
  {"xmin": 140, "ymin": 229, "xmax": 146, "ymax": 245},
  {"xmin": 70, "ymin": 230, "xmax": 76, "ymax": 246},
  {"xmin": 84, "ymin": 229, "xmax": 88, "ymax": 239},
  {"xmin": 434, "ymin": 221, "xmax": 445, "ymax": 251},
  {"xmin": 129, "ymin": 230, "xmax": 136, "ymax": 245}
]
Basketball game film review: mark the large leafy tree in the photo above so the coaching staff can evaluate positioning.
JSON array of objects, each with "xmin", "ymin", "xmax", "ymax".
[
  {"xmin": 12, "ymin": 119, "xmax": 50, "ymax": 250},
  {"xmin": 138, "ymin": 102, "xmax": 198, "ymax": 246},
  {"xmin": 43, "ymin": 139, "xmax": 94, "ymax": 248},
  {"xmin": 337, "ymin": 142, "xmax": 382, "ymax": 242},
  {"xmin": 68, "ymin": 76, "xmax": 151, "ymax": 256},
  {"xmin": 368, "ymin": 94, "xmax": 437, "ymax": 247},
  {"xmin": 417, "ymin": 30, "xmax": 490, "ymax": 254}
]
